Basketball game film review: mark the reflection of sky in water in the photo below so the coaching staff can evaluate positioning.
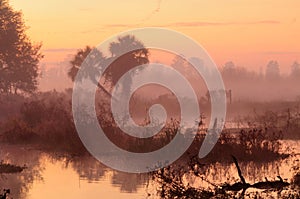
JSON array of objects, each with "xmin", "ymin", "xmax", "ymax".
[
  {"xmin": 27, "ymin": 157, "xmax": 147, "ymax": 199},
  {"xmin": 0, "ymin": 140, "xmax": 299, "ymax": 199}
]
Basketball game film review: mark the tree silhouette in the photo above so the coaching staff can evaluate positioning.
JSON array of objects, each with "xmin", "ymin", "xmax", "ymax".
[
  {"xmin": 68, "ymin": 35, "xmax": 149, "ymax": 97},
  {"xmin": 265, "ymin": 60, "xmax": 280, "ymax": 80},
  {"xmin": 0, "ymin": 0, "xmax": 43, "ymax": 94},
  {"xmin": 68, "ymin": 46, "xmax": 105, "ymax": 82},
  {"xmin": 221, "ymin": 61, "xmax": 256, "ymax": 80},
  {"xmin": 106, "ymin": 35, "xmax": 149, "ymax": 96},
  {"xmin": 221, "ymin": 61, "xmax": 236, "ymax": 79},
  {"xmin": 68, "ymin": 46, "xmax": 112, "ymax": 97},
  {"xmin": 290, "ymin": 61, "xmax": 300, "ymax": 79}
]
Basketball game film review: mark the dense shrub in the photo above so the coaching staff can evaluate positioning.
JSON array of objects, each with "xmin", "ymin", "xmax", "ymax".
[{"xmin": 0, "ymin": 90, "xmax": 86, "ymax": 155}]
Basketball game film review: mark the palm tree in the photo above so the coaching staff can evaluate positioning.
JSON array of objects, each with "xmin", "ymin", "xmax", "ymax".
[
  {"xmin": 68, "ymin": 46, "xmax": 112, "ymax": 97},
  {"xmin": 107, "ymin": 35, "xmax": 149, "ymax": 96},
  {"xmin": 68, "ymin": 35, "xmax": 149, "ymax": 98}
]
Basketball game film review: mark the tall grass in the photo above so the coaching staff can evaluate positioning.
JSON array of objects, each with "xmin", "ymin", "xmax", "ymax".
[{"xmin": 0, "ymin": 90, "xmax": 297, "ymax": 159}]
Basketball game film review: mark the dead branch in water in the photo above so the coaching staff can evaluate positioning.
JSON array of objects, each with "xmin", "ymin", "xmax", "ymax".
[
  {"xmin": 221, "ymin": 156, "xmax": 250, "ymax": 192},
  {"xmin": 221, "ymin": 156, "xmax": 290, "ymax": 193},
  {"xmin": 231, "ymin": 155, "xmax": 247, "ymax": 184}
]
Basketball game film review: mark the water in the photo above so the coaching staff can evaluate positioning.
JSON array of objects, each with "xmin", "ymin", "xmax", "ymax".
[
  {"xmin": 0, "ymin": 145, "xmax": 149, "ymax": 198},
  {"xmin": 27, "ymin": 158, "xmax": 147, "ymax": 199},
  {"xmin": 0, "ymin": 141, "xmax": 299, "ymax": 198}
]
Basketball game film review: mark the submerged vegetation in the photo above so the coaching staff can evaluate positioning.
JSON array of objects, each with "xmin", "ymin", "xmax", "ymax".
[{"xmin": 151, "ymin": 155, "xmax": 300, "ymax": 199}]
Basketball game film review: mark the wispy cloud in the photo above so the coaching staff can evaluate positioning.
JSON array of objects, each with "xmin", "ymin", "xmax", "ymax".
[
  {"xmin": 104, "ymin": 24, "xmax": 133, "ymax": 28},
  {"xmin": 262, "ymin": 51, "xmax": 300, "ymax": 55},
  {"xmin": 80, "ymin": 29, "xmax": 107, "ymax": 34},
  {"xmin": 167, "ymin": 20, "xmax": 280, "ymax": 27},
  {"xmin": 43, "ymin": 48, "xmax": 77, "ymax": 53},
  {"xmin": 141, "ymin": 0, "xmax": 163, "ymax": 22},
  {"xmin": 103, "ymin": 20, "xmax": 281, "ymax": 29}
]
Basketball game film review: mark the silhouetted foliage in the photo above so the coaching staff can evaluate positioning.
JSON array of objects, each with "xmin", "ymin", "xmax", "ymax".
[
  {"xmin": 265, "ymin": 60, "xmax": 280, "ymax": 80},
  {"xmin": 219, "ymin": 60, "xmax": 300, "ymax": 101},
  {"xmin": 68, "ymin": 46, "xmax": 104, "ymax": 82},
  {"xmin": 290, "ymin": 61, "xmax": 300, "ymax": 79},
  {"xmin": 0, "ymin": 0, "xmax": 43, "ymax": 94},
  {"xmin": 68, "ymin": 35, "xmax": 149, "ymax": 97},
  {"xmin": 0, "ymin": 90, "xmax": 86, "ymax": 155},
  {"xmin": 151, "ymin": 155, "xmax": 299, "ymax": 199}
]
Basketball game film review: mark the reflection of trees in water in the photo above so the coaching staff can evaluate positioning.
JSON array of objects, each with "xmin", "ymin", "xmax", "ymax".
[
  {"xmin": 0, "ymin": 145, "xmax": 44, "ymax": 199},
  {"xmin": 67, "ymin": 156, "xmax": 148, "ymax": 193},
  {"xmin": 0, "ymin": 145, "xmax": 298, "ymax": 198},
  {"xmin": 152, "ymin": 152, "xmax": 300, "ymax": 198},
  {"xmin": 111, "ymin": 171, "xmax": 148, "ymax": 193},
  {"xmin": 152, "ymin": 158, "xmax": 300, "ymax": 199},
  {"xmin": 196, "ymin": 161, "xmax": 282, "ymax": 186},
  {"xmin": 70, "ymin": 156, "xmax": 107, "ymax": 183},
  {"xmin": 0, "ymin": 147, "xmax": 148, "ymax": 196},
  {"xmin": 150, "ymin": 139, "xmax": 300, "ymax": 198},
  {"xmin": 53, "ymin": 155, "xmax": 149, "ymax": 193}
]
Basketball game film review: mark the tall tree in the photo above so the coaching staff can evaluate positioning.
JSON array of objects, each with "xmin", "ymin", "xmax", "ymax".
[
  {"xmin": 0, "ymin": 0, "xmax": 43, "ymax": 94},
  {"xmin": 68, "ymin": 35, "xmax": 149, "ymax": 97},
  {"xmin": 221, "ymin": 61, "xmax": 236, "ymax": 78},
  {"xmin": 107, "ymin": 35, "xmax": 149, "ymax": 95},
  {"xmin": 290, "ymin": 61, "xmax": 300, "ymax": 79},
  {"xmin": 68, "ymin": 46, "xmax": 112, "ymax": 97},
  {"xmin": 68, "ymin": 46, "xmax": 104, "ymax": 83},
  {"xmin": 265, "ymin": 60, "xmax": 280, "ymax": 80}
]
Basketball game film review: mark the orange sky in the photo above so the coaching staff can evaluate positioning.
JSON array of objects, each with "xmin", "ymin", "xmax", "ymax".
[{"xmin": 10, "ymin": 0, "xmax": 300, "ymax": 73}]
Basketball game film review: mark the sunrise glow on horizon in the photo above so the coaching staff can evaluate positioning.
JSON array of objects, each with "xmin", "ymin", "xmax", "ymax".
[
  {"xmin": 9, "ymin": 0, "xmax": 300, "ymax": 72},
  {"xmin": 1, "ymin": 1, "xmax": 300, "ymax": 198}
]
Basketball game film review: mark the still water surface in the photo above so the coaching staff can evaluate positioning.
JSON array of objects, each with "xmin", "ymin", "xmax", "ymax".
[{"xmin": 0, "ymin": 140, "xmax": 299, "ymax": 198}]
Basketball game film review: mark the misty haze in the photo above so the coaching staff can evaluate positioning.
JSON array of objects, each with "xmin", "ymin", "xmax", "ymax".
[{"xmin": 0, "ymin": 0, "xmax": 300, "ymax": 199}]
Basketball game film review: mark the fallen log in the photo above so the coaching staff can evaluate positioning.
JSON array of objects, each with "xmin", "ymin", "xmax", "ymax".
[
  {"xmin": 251, "ymin": 176, "xmax": 289, "ymax": 189},
  {"xmin": 221, "ymin": 182, "xmax": 249, "ymax": 192},
  {"xmin": 221, "ymin": 156, "xmax": 250, "ymax": 192},
  {"xmin": 221, "ymin": 156, "xmax": 290, "ymax": 192}
]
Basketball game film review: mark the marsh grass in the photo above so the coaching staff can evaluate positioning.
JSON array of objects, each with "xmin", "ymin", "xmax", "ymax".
[
  {"xmin": 0, "ymin": 91, "xmax": 292, "ymax": 161},
  {"xmin": 0, "ymin": 91, "xmax": 300, "ymax": 198}
]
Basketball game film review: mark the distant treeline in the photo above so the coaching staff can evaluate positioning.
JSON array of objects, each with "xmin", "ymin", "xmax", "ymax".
[{"xmin": 220, "ymin": 60, "xmax": 300, "ymax": 101}]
